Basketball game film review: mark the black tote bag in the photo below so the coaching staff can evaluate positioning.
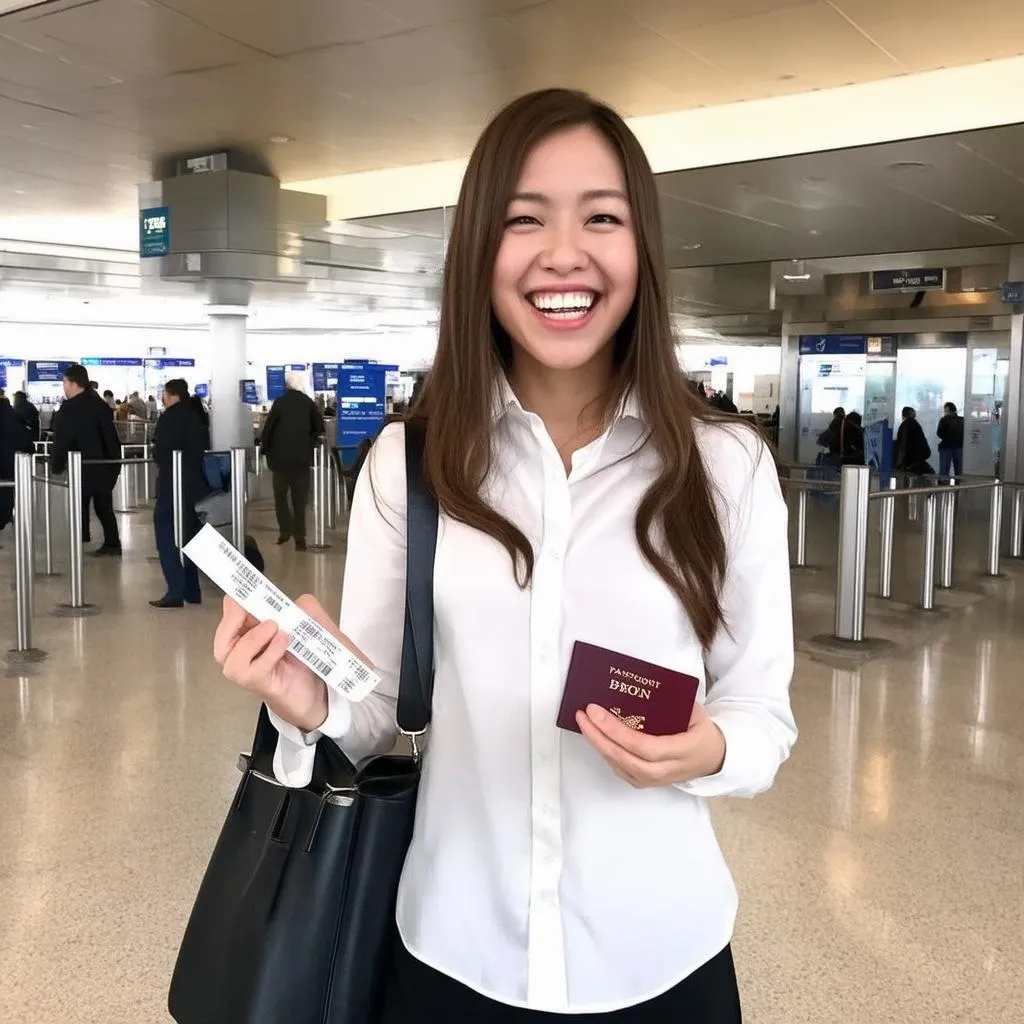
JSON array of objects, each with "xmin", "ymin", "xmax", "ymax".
[{"xmin": 169, "ymin": 422, "xmax": 437, "ymax": 1024}]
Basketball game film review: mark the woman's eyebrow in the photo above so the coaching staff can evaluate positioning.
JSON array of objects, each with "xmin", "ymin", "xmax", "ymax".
[{"xmin": 509, "ymin": 188, "xmax": 629, "ymax": 204}]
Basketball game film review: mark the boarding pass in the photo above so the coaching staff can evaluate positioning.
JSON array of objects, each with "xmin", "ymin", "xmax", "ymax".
[{"xmin": 183, "ymin": 524, "xmax": 381, "ymax": 702}]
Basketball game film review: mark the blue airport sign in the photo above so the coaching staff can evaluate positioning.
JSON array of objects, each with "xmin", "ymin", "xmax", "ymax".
[
  {"xmin": 1001, "ymin": 281, "xmax": 1024, "ymax": 304},
  {"xmin": 240, "ymin": 379, "xmax": 260, "ymax": 405},
  {"xmin": 799, "ymin": 335, "xmax": 869, "ymax": 356},
  {"xmin": 337, "ymin": 363, "xmax": 387, "ymax": 460},
  {"xmin": 27, "ymin": 360, "xmax": 74, "ymax": 383},
  {"xmin": 81, "ymin": 357, "xmax": 144, "ymax": 367},
  {"xmin": 140, "ymin": 206, "xmax": 171, "ymax": 258}
]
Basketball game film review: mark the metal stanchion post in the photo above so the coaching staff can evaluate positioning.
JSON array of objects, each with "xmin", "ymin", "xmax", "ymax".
[
  {"xmin": 939, "ymin": 478, "xmax": 956, "ymax": 589},
  {"xmin": 921, "ymin": 493, "xmax": 937, "ymax": 611},
  {"xmin": 907, "ymin": 474, "xmax": 920, "ymax": 523},
  {"xmin": 309, "ymin": 441, "xmax": 331, "ymax": 552},
  {"xmin": 834, "ymin": 465, "xmax": 871, "ymax": 643},
  {"xmin": 230, "ymin": 447, "xmax": 248, "ymax": 554},
  {"xmin": 117, "ymin": 445, "xmax": 132, "ymax": 513},
  {"xmin": 879, "ymin": 477, "xmax": 896, "ymax": 599},
  {"xmin": 985, "ymin": 482, "xmax": 1003, "ymax": 578},
  {"xmin": 1011, "ymin": 487, "xmax": 1024, "ymax": 560},
  {"xmin": 7, "ymin": 453, "xmax": 46, "ymax": 661},
  {"xmin": 35, "ymin": 453, "xmax": 57, "ymax": 577},
  {"xmin": 55, "ymin": 451, "xmax": 97, "ymax": 616},
  {"xmin": 794, "ymin": 488, "xmax": 808, "ymax": 568},
  {"xmin": 172, "ymin": 450, "xmax": 184, "ymax": 565},
  {"xmin": 145, "ymin": 444, "xmax": 155, "ymax": 501},
  {"xmin": 326, "ymin": 449, "xmax": 337, "ymax": 531}
]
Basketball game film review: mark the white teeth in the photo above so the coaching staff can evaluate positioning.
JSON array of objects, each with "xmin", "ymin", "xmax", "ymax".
[{"xmin": 529, "ymin": 291, "xmax": 595, "ymax": 312}]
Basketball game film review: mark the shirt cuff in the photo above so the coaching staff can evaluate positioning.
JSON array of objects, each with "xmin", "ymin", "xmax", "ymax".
[
  {"xmin": 675, "ymin": 708, "xmax": 778, "ymax": 800},
  {"xmin": 267, "ymin": 689, "xmax": 353, "ymax": 788}
]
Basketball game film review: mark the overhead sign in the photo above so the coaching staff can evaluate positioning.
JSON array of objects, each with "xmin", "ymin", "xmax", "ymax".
[
  {"xmin": 81, "ymin": 357, "xmax": 144, "ymax": 367},
  {"xmin": 1001, "ymin": 281, "xmax": 1024, "ymax": 304},
  {"xmin": 870, "ymin": 268, "xmax": 945, "ymax": 293},
  {"xmin": 312, "ymin": 362, "xmax": 341, "ymax": 392},
  {"xmin": 337, "ymin": 364, "xmax": 387, "ymax": 460},
  {"xmin": 27, "ymin": 360, "xmax": 74, "ymax": 383},
  {"xmin": 0, "ymin": 358, "xmax": 23, "ymax": 368},
  {"xmin": 144, "ymin": 357, "xmax": 195, "ymax": 369},
  {"xmin": 799, "ymin": 335, "xmax": 869, "ymax": 356},
  {"xmin": 140, "ymin": 206, "xmax": 171, "ymax": 258}
]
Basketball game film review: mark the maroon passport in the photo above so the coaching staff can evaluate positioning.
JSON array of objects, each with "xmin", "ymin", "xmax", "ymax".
[{"xmin": 557, "ymin": 641, "xmax": 700, "ymax": 737}]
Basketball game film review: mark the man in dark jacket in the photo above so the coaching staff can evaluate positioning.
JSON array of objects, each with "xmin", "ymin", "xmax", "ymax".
[
  {"xmin": 151, "ymin": 378, "xmax": 209, "ymax": 608},
  {"xmin": 50, "ymin": 363, "xmax": 122, "ymax": 556},
  {"xmin": 937, "ymin": 401, "xmax": 965, "ymax": 480},
  {"xmin": 12, "ymin": 392, "xmax": 40, "ymax": 443},
  {"xmin": 1, "ymin": 394, "xmax": 34, "ymax": 533},
  {"xmin": 895, "ymin": 406, "xmax": 933, "ymax": 475},
  {"xmin": 260, "ymin": 372, "xmax": 325, "ymax": 551}
]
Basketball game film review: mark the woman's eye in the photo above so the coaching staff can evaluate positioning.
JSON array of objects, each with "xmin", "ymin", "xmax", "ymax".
[
  {"xmin": 588, "ymin": 213, "xmax": 623, "ymax": 226},
  {"xmin": 506, "ymin": 214, "xmax": 540, "ymax": 227}
]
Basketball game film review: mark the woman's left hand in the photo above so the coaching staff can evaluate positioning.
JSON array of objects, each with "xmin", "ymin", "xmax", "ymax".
[{"xmin": 576, "ymin": 701, "xmax": 726, "ymax": 788}]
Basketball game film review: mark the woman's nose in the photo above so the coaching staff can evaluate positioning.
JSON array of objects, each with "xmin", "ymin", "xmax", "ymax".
[{"xmin": 538, "ymin": 222, "xmax": 588, "ymax": 275}]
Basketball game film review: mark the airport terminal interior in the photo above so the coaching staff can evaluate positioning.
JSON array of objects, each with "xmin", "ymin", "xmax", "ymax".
[{"xmin": 1, "ymin": 1, "xmax": 1024, "ymax": 1022}]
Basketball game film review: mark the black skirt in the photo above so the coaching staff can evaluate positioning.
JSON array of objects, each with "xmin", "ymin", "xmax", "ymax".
[{"xmin": 381, "ymin": 933, "xmax": 742, "ymax": 1023}]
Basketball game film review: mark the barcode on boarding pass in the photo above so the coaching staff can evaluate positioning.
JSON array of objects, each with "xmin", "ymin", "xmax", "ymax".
[
  {"xmin": 289, "ymin": 638, "xmax": 334, "ymax": 679},
  {"xmin": 216, "ymin": 538, "xmax": 284, "ymax": 612}
]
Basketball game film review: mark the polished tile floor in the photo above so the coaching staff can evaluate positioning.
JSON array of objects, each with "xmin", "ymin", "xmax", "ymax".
[{"xmin": 0, "ymin": 491, "xmax": 1022, "ymax": 1023}]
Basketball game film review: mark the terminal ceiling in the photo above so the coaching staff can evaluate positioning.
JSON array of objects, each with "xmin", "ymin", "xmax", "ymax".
[{"xmin": 2, "ymin": 0, "xmax": 1024, "ymax": 228}]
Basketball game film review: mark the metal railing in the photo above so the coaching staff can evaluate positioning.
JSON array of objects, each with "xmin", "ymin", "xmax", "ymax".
[{"xmin": 832, "ymin": 467, "xmax": 1021, "ymax": 642}]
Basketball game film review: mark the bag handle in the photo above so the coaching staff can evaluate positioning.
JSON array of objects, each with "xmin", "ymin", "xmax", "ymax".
[{"xmin": 396, "ymin": 420, "xmax": 438, "ymax": 742}]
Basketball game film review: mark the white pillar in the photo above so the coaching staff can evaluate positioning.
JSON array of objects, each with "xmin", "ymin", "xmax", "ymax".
[
  {"xmin": 206, "ymin": 280, "xmax": 252, "ymax": 452},
  {"xmin": 1006, "ymin": 247, "xmax": 1024, "ymax": 485}
]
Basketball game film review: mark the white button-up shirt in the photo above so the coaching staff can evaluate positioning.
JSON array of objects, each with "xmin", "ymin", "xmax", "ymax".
[{"xmin": 271, "ymin": 388, "xmax": 796, "ymax": 1014}]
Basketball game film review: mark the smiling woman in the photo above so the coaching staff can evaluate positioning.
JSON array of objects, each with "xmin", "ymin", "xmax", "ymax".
[{"xmin": 213, "ymin": 88, "xmax": 796, "ymax": 1024}]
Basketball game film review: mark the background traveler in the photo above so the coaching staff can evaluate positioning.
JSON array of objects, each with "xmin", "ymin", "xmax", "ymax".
[
  {"xmin": 261, "ymin": 370, "xmax": 324, "ymax": 552},
  {"xmin": 1, "ymin": 393, "xmax": 34, "ymax": 533},
  {"xmin": 937, "ymin": 401, "xmax": 965, "ymax": 479},
  {"xmin": 12, "ymin": 391, "xmax": 40, "ymax": 443},
  {"xmin": 50, "ymin": 362, "xmax": 122, "ymax": 557},
  {"xmin": 150, "ymin": 378, "xmax": 207, "ymax": 609},
  {"xmin": 895, "ymin": 406, "xmax": 933, "ymax": 476}
]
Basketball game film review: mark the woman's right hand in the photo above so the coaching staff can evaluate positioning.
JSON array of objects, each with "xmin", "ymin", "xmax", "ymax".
[{"xmin": 214, "ymin": 593, "xmax": 337, "ymax": 734}]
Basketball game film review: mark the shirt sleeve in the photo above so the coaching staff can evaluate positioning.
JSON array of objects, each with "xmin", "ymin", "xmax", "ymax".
[
  {"xmin": 270, "ymin": 424, "xmax": 408, "ymax": 787},
  {"xmin": 678, "ymin": 429, "xmax": 797, "ymax": 800}
]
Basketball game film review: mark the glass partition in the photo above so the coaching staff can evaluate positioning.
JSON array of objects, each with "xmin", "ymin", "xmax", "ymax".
[{"xmin": 894, "ymin": 346, "xmax": 967, "ymax": 457}]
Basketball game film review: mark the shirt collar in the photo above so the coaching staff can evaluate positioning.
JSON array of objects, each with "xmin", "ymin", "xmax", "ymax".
[{"xmin": 492, "ymin": 376, "xmax": 644, "ymax": 426}]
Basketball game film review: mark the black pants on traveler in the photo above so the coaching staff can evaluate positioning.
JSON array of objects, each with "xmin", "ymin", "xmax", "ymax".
[
  {"xmin": 272, "ymin": 466, "xmax": 310, "ymax": 542},
  {"xmin": 81, "ymin": 488, "xmax": 120, "ymax": 548},
  {"xmin": 381, "ymin": 935, "xmax": 742, "ymax": 1023}
]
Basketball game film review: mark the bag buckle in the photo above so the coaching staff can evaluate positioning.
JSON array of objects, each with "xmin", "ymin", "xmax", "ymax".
[{"xmin": 401, "ymin": 729, "xmax": 426, "ymax": 761}]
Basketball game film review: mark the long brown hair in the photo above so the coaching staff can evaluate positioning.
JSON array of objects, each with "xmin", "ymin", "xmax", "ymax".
[{"xmin": 412, "ymin": 88, "xmax": 748, "ymax": 648}]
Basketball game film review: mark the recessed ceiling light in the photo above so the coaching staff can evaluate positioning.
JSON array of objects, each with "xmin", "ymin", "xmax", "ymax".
[
  {"xmin": 21, "ymin": 123, "xmax": 39, "ymax": 130},
  {"xmin": 269, "ymin": 135, "xmax": 293, "ymax": 144},
  {"xmin": 680, "ymin": 241, "xmax": 703, "ymax": 251},
  {"xmin": 966, "ymin": 213, "xmax": 998, "ymax": 222},
  {"xmin": 13, "ymin": 189, "xmax": 26, "ymax": 195},
  {"xmin": 809, "ymin": 229, "xmax": 820, "ymax": 236},
  {"xmin": 887, "ymin": 160, "xmax": 932, "ymax": 173},
  {"xmin": 779, "ymin": 73, "xmax": 798, "ymax": 81}
]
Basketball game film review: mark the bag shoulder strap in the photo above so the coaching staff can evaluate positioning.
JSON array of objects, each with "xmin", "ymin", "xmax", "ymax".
[{"xmin": 397, "ymin": 420, "xmax": 438, "ymax": 737}]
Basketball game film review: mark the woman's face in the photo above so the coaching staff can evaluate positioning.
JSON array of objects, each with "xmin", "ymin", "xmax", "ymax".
[{"xmin": 491, "ymin": 125, "xmax": 638, "ymax": 376}]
